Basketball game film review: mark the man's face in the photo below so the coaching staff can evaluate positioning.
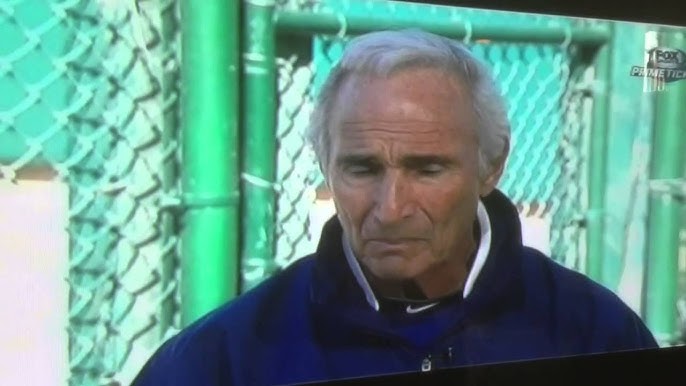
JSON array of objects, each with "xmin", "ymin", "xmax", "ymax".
[{"xmin": 327, "ymin": 67, "xmax": 497, "ymax": 282}]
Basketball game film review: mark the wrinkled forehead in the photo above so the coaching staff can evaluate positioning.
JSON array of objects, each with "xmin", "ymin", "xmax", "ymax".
[
  {"xmin": 328, "ymin": 67, "xmax": 476, "ymax": 139},
  {"xmin": 337, "ymin": 64, "xmax": 467, "ymax": 95}
]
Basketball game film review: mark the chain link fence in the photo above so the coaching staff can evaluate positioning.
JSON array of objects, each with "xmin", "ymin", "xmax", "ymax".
[
  {"xmin": 1, "ymin": 0, "xmax": 180, "ymax": 384},
  {"xmin": 1, "ymin": 0, "xmax": 683, "ymax": 384}
]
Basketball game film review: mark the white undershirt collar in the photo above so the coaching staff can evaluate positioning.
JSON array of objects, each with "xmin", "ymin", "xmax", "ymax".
[{"xmin": 342, "ymin": 200, "xmax": 493, "ymax": 312}]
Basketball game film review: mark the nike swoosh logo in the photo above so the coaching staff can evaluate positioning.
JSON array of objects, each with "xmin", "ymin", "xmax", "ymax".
[{"xmin": 406, "ymin": 302, "xmax": 439, "ymax": 314}]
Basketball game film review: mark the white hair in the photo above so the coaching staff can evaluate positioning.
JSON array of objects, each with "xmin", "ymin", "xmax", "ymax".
[{"xmin": 306, "ymin": 29, "xmax": 511, "ymax": 180}]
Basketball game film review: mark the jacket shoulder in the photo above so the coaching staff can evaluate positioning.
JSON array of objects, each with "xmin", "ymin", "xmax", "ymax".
[
  {"xmin": 130, "ymin": 255, "xmax": 317, "ymax": 385},
  {"xmin": 520, "ymin": 247, "xmax": 658, "ymax": 351}
]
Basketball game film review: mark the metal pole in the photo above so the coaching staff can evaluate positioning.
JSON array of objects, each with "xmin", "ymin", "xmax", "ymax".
[
  {"xmin": 180, "ymin": 0, "xmax": 240, "ymax": 326},
  {"xmin": 587, "ymin": 37, "xmax": 613, "ymax": 285},
  {"xmin": 241, "ymin": 0, "xmax": 277, "ymax": 292},
  {"xmin": 274, "ymin": 10, "xmax": 610, "ymax": 45},
  {"xmin": 644, "ymin": 30, "xmax": 686, "ymax": 345}
]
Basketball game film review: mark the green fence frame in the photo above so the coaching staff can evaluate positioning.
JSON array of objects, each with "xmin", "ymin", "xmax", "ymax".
[
  {"xmin": 180, "ymin": 0, "xmax": 240, "ymax": 325},
  {"xmin": 644, "ymin": 29, "xmax": 686, "ymax": 344},
  {"xmin": 241, "ymin": 0, "xmax": 278, "ymax": 293}
]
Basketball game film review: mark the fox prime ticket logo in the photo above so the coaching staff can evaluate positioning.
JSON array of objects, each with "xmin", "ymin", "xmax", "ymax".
[{"xmin": 630, "ymin": 47, "xmax": 686, "ymax": 85}]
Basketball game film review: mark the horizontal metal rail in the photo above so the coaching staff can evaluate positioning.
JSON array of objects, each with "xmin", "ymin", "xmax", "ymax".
[{"xmin": 274, "ymin": 10, "xmax": 610, "ymax": 45}]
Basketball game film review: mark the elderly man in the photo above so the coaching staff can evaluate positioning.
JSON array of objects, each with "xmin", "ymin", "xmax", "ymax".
[{"xmin": 132, "ymin": 29, "xmax": 657, "ymax": 386}]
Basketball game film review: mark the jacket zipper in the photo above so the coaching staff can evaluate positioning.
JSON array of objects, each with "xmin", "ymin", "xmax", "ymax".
[
  {"xmin": 421, "ymin": 356, "xmax": 433, "ymax": 372},
  {"xmin": 421, "ymin": 347, "xmax": 454, "ymax": 372},
  {"xmin": 345, "ymin": 323, "xmax": 456, "ymax": 373}
]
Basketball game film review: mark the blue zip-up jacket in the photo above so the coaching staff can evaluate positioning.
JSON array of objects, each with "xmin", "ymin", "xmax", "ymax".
[{"xmin": 132, "ymin": 190, "xmax": 658, "ymax": 386}]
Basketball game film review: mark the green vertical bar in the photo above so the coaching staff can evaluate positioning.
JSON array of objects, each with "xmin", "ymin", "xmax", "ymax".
[
  {"xmin": 587, "ymin": 36, "xmax": 613, "ymax": 285},
  {"xmin": 600, "ymin": 24, "xmax": 654, "ymax": 309},
  {"xmin": 180, "ymin": 0, "xmax": 239, "ymax": 326},
  {"xmin": 241, "ymin": 0, "xmax": 277, "ymax": 292},
  {"xmin": 644, "ymin": 30, "xmax": 686, "ymax": 345}
]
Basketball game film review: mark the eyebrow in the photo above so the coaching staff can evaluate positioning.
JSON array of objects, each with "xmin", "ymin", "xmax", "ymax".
[
  {"xmin": 401, "ymin": 155, "xmax": 455, "ymax": 168},
  {"xmin": 335, "ymin": 154, "xmax": 455, "ymax": 168},
  {"xmin": 336, "ymin": 154, "xmax": 378, "ymax": 166}
]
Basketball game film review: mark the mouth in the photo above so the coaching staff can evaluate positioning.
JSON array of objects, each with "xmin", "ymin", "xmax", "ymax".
[{"xmin": 366, "ymin": 238, "xmax": 423, "ymax": 245}]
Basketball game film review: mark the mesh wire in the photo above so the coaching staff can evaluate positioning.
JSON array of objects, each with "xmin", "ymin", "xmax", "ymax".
[
  {"xmin": 0, "ymin": 0, "xmax": 181, "ymax": 384},
  {"xmin": 2, "ymin": 0, "xmax": 682, "ymax": 383},
  {"xmin": 275, "ymin": 51, "xmax": 320, "ymax": 268}
]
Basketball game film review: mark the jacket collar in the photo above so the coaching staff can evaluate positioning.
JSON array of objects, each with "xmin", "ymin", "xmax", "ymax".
[{"xmin": 309, "ymin": 189, "xmax": 525, "ymax": 324}]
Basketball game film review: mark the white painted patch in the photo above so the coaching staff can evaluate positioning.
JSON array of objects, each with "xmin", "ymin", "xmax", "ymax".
[{"xmin": 0, "ymin": 179, "xmax": 69, "ymax": 385}]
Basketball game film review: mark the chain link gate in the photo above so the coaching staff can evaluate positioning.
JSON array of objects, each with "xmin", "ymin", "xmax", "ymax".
[
  {"xmin": 1, "ymin": 1, "xmax": 181, "ymax": 384},
  {"xmin": 272, "ymin": 0, "xmax": 597, "ymax": 274}
]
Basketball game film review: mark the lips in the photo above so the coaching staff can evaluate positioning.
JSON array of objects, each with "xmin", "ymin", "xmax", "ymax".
[
  {"xmin": 368, "ymin": 238, "xmax": 420, "ymax": 244},
  {"xmin": 365, "ymin": 238, "xmax": 424, "ymax": 249}
]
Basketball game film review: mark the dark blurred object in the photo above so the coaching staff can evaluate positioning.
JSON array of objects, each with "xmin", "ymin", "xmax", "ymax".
[
  {"xmin": 405, "ymin": 0, "xmax": 686, "ymax": 27},
  {"xmin": 292, "ymin": 345, "xmax": 686, "ymax": 386}
]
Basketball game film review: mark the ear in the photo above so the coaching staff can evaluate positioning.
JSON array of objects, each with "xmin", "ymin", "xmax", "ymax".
[{"xmin": 479, "ymin": 140, "xmax": 509, "ymax": 197}]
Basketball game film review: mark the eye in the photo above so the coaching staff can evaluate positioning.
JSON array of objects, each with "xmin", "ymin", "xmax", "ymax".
[
  {"xmin": 418, "ymin": 163, "xmax": 444, "ymax": 175},
  {"xmin": 345, "ymin": 164, "xmax": 379, "ymax": 176}
]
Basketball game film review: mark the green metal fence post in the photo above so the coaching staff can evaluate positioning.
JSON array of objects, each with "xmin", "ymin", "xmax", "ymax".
[
  {"xmin": 644, "ymin": 30, "xmax": 686, "ymax": 345},
  {"xmin": 241, "ymin": 0, "xmax": 277, "ymax": 292},
  {"xmin": 587, "ymin": 34, "xmax": 613, "ymax": 285},
  {"xmin": 600, "ymin": 24, "xmax": 656, "ymax": 313},
  {"xmin": 180, "ymin": 0, "xmax": 240, "ymax": 326}
]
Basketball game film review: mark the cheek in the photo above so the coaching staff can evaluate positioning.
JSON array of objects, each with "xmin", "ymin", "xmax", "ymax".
[
  {"xmin": 422, "ymin": 180, "xmax": 479, "ymax": 236},
  {"xmin": 423, "ymin": 177, "xmax": 477, "ymax": 213},
  {"xmin": 330, "ymin": 181, "xmax": 369, "ymax": 232}
]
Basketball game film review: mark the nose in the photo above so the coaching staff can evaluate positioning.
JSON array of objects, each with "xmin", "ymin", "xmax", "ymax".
[{"xmin": 373, "ymin": 171, "xmax": 414, "ymax": 224}]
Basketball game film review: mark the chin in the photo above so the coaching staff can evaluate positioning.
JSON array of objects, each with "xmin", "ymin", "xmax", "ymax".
[{"xmin": 364, "ymin": 259, "xmax": 423, "ymax": 282}]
